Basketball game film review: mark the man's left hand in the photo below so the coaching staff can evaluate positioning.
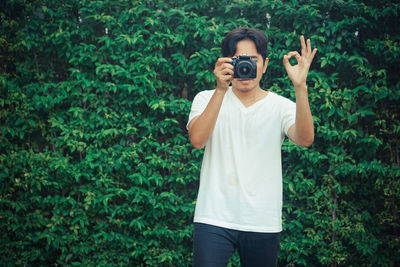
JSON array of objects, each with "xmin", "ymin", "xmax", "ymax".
[{"xmin": 283, "ymin": 36, "xmax": 317, "ymax": 89}]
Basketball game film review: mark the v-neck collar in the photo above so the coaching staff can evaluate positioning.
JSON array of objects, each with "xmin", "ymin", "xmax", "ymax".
[{"xmin": 228, "ymin": 87, "xmax": 270, "ymax": 113}]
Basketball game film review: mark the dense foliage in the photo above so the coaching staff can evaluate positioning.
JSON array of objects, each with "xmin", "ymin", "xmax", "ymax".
[{"xmin": 1, "ymin": 0, "xmax": 399, "ymax": 266}]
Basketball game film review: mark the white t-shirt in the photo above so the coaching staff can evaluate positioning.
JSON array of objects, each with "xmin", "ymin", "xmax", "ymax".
[{"xmin": 187, "ymin": 87, "xmax": 296, "ymax": 233}]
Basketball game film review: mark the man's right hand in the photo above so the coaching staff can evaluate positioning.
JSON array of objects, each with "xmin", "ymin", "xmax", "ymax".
[{"xmin": 213, "ymin": 57, "xmax": 234, "ymax": 92}]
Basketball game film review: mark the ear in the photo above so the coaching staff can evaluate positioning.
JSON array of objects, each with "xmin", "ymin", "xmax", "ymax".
[{"xmin": 262, "ymin": 58, "xmax": 269, "ymax": 73}]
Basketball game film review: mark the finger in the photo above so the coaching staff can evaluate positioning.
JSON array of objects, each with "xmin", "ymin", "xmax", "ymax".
[
  {"xmin": 220, "ymin": 68, "xmax": 234, "ymax": 76},
  {"xmin": 216, "ymin": 57, "xmax": 233, "ymax": 66},
  {"xmin": 310, "ymin": 47, "xmax": 318, "ymax": 61},
  {"xmin": 214, "ymin": 63, "xmax": 233, "ymax": 76},
  {"xmin": 217, "ymin": 57, "xmax": 233, "ymax": 63},
  {"xmin": 282, "ymin": 55, "xmax": 293, "ymax": 74},
  {"xmin": 300, "ymin": 35, "xmax": 306, "ymax": 55},
  {"xmin": 221, "ymin": 63, "xmax": 234, "ymax": 70},
  {"xmin": 215, "ymin": 62, "xmax": 234, "ymax": 73},
  {"xmin": 283, "ymin": 51, "xmax": 301, "ymax": 67},
  {"xmin": 214, "ymin": 67, "xmax": 233, "ymax": 78},
  {"xmin": 307, "ymin": 38, "xmax": 311, "ymax": 54},
  {"xmin": 224, "ymin": 75, "xmax": 234, "ymax": 82},
  {"xmin": 287, "ymin": 51, "xmax": 301, "ymax": 61},
  {"xmin": 219, "ymin": 74, "xmax": 233, "ymax": 84}
]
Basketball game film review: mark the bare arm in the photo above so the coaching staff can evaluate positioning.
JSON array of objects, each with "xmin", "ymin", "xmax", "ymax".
[
  {"xmin": 283, "ymin": 36, "xmax": 317, "ymax": 147},
  {"xmin": 287, "ymin": 84, "xmax": 314, "ymax": 147},
  {"xmin": 189, "ymin": 90, "xmax": 226, "ymax": 149},
  {"xmin": 188, "ymin": 57, "xmax": 234, "ymax": 149}
]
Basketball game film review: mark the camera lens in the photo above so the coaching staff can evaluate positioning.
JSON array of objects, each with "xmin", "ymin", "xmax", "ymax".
[
  {"xmin": 239, "ymin": 65, "xmax": 250, "ymax": 75},
  {"xmin": 237, "ymin": 62, "xmax": 252, "ymax": 77},
  {"xmin": 232, "ymin": 56, "xmax": 257, "ymax": 78}
]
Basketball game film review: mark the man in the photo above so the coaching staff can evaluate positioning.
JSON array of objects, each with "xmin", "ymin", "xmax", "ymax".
[{"xmin": 187, "ymin": 27, "xmax": 317, "ymax": 267}]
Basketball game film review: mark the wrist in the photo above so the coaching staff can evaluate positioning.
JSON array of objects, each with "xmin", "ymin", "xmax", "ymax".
[
  {"xmin": 294, "ymin": 83, "xmax": 308, "ymax": 92},
  {"xmin": 215, "ymin": 84, "xmax": 230, "ymax": 93}
]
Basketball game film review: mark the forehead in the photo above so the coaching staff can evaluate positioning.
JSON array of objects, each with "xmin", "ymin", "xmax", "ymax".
[{"xmin": 234, "ymin": 39, "xmax": 261, "ymax": 57}]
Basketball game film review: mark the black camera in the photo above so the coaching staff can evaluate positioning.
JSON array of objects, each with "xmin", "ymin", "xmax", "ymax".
[{"xmin": 231, "ymin": 55, "xmax": 257, "ymax": 79}]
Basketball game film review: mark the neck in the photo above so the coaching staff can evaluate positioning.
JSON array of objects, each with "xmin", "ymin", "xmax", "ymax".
[
  {"xmin": 232, "ymin": 86, "xmax": 268, "ymax": 107},
  {"xmin": 233, "ymin": 85, "xmax": 260, "ymax": 97}
]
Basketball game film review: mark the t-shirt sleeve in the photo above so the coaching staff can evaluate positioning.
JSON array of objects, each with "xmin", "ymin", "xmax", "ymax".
[
  {"xmin": 186, "ymin": 90, "xmax": 212, "ymax": 130},
  {"xmin": 281, "ymin": 97, "xmax": 296, "ymax": 135}
]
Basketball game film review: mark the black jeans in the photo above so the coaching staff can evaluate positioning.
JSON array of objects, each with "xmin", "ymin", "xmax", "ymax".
[{"xmin": 193, "ymin": 223, "xmax": 280, "ymax": 267}]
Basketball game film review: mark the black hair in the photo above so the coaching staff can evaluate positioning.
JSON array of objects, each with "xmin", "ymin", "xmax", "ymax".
[{"xmin": 221, "ymin": 27, "xmax": 268, "ymax": 62}]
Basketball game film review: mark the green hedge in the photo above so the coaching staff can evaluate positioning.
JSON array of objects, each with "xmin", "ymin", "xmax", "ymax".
[{"xmin": 1, "ymin": 0, "xmax": 399, "ymax": 266}]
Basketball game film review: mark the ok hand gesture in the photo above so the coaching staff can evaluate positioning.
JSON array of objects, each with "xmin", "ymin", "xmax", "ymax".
[{"xmin": 283, "ymin": 36, "xmax": 317, "ymax": 89}]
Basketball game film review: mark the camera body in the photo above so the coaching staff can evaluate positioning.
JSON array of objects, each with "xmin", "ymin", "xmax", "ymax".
[{"xmin": 231, "ymin": 55, "xmax": 257, "ymax": 79}]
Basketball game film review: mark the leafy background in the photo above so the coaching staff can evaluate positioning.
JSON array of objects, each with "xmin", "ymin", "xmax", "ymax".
[{"xmin": 1, "ymin": 0, "xmax": 399, "ymax": 266}]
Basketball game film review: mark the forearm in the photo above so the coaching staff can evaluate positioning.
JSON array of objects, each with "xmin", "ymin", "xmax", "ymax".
[
  {"xmin": 189, "ymin": 90, "xmax": 226, "ymax": 149},
  {"xmin": 293, "ymin": 84, "xmax": 314, "ymax": 147}
]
